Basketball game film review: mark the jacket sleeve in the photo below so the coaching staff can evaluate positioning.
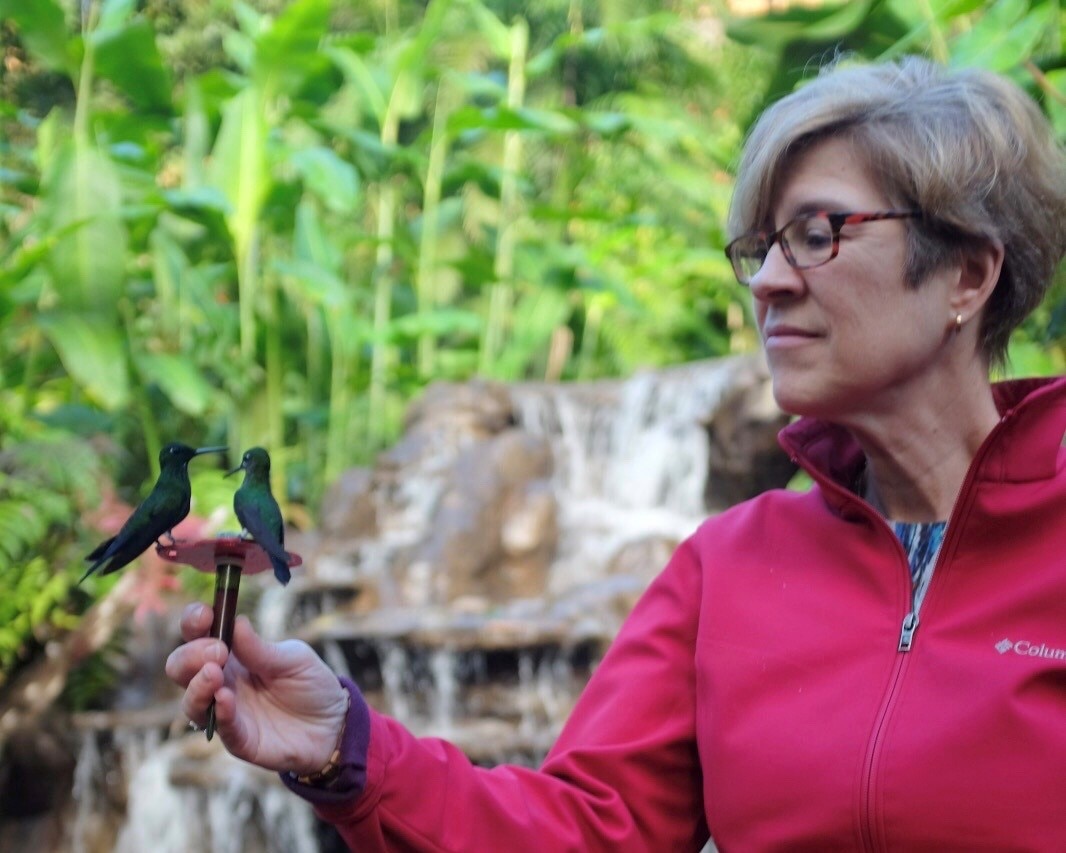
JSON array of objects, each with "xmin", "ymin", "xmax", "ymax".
[{"xmin": 307, "ymin": 537, "xmax": 709, "ymax": 852}]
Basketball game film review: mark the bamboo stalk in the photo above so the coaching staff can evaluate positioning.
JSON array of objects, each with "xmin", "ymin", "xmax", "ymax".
[
  {"xmin": 416, "ymin": 80, "xmax": 452, "ymax": 378},
  {"xmin": 264, "ymin": 268, "xmax": 285, "ymax": 504},
  {"xmin": 480, "ymin": 19, "xmax": 528, "ymax": 377},
  {"xmin": 368, "ymin": 83, "xmax": 403, "ymax": 448},
  {"xmin": 305, "ymin": 305, "xmax": 326, "ymax": 504},
  {"xmin": 326, "ymin": 312, "xmax": 353, "ymax": 485}
]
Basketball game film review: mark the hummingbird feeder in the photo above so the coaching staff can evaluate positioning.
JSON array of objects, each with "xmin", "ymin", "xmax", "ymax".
[{"xmin": 157, "ymin": 534, "xmax": 301, "ymax": 740}]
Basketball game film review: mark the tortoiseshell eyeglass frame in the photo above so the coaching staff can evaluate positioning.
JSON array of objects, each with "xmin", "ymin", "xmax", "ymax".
[{"xmin": 724, "ymin": 209, "xmax": 922, "ymax": 285}]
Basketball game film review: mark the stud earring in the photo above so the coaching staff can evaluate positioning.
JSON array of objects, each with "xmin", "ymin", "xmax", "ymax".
[{"xmin": 954, "ymin": 313, "xmax": 963, "ymax": 334}]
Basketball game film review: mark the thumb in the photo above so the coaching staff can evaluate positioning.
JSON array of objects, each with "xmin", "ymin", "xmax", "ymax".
[{"xmin": 229, "ymin": 616, "xmax": 297, "ymax": 677}]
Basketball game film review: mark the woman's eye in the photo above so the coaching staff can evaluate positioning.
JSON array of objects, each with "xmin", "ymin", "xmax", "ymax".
[{"xmin": 801, "ymin": 230, "xmax": 832, "ymax": 249}]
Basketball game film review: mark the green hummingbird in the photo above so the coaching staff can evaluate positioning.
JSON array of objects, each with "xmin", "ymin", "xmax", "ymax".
[
  {"xmin": 227, "ymin": 447, "xmax": 290, "ymax": 585},
  {"xmin": 82, "ymin": 443, "xmax": 227, "ymax": 583}
]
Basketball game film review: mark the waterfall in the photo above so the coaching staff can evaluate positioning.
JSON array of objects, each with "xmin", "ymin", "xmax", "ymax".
[{"xmin": 113, "ymin": 735, "xmax": 318, "ymax": 853}]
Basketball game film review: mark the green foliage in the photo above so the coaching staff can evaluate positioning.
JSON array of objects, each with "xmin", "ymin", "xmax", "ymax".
[
  {"xmin": 60, "ymin": 628, "xmax": 126, "ymax": 712},
  {"xmin": 0, "ymin": 0, "xmax": 1063, "ymax": 513},
  {"xmin": 0, "ymin": 425, "xmax": 105, "ymax": 689}
]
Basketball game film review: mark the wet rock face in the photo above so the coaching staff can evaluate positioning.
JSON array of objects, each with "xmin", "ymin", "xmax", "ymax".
[
  {"xmin": 400, "ymin": 428, "xmax": 558, "ymax": 605},
  {"xmin": 318, "ymin": 467, "xmax": 377, "ymax": 540},
  {"xmin": 309, "ymin": 382, "xmax": 560, "ymax": 609},
  {"xmin": 702, "ymin": 369, "xmax": 797, "ymax": 510},
  {"xmin": 302, "ymin": 352, "xmax": 792, "ymax": 618}
]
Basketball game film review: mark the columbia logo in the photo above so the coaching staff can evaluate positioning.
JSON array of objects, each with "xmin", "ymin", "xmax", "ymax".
[{"xmin": 996, "ymin": 638, "xmax": 1066, "ymax": 660}]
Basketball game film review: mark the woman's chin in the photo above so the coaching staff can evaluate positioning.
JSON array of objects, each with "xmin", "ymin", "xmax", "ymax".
[{"xmin": 770, "ymin": 382, "xmax": 821, "ymax": 419}]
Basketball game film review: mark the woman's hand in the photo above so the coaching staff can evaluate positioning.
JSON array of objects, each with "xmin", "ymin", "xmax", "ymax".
[{"xmin": 165, "ymin": 604, "xmax": 349, "ymax": 776}]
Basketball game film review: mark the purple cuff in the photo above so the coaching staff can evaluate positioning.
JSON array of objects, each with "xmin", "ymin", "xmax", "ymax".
[{"xmin": 280, "ymin": 676, "xmax": 370, "ymax": 805}]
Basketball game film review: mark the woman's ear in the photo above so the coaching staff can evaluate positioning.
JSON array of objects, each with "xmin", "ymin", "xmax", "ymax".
[{"xmin": 950, "ymin": 238, "xmax": 1004, "ymax": 322}]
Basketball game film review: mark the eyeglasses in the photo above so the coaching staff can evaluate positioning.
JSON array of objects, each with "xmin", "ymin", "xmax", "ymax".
[{"xmin": 724, "ymin": 210, "xmax": 922, "ymax": 285}]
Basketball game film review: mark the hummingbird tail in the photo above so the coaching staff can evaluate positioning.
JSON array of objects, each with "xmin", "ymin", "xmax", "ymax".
[
  {"xmin": 78, "ymin": 560, "xmax": 105, "ymax": 584},
  {"xmin": 272, "ymin": 556, "xmax": 291, "ymax": 586},
  {"xmin": 85, "ymin": 536, "xmax": 116, "ymax": 562}
]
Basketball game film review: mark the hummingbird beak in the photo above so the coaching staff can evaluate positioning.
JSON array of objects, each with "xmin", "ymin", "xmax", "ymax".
[
  {"xmin": 194, "ymin": 445, "xmax": 228, "ymax": 457},
  {"xmin": 225, "ymin": 462, "xmax": 244, "ymax": 478}
]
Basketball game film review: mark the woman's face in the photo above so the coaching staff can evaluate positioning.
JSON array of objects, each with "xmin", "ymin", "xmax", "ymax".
[{"xmin": 749, "ymin": 135, "xmax": 958, "ymax": 422}]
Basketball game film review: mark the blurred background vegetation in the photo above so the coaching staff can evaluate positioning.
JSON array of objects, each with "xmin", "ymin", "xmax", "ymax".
[{"xmin": 0, "ymin": 0, "xmax": 1063, "ymax": 705}]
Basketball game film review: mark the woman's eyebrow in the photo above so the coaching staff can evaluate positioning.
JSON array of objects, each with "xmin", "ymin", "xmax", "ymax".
[{"xmin": 782, "ymin": 199, "xmax": 847, "ymax": 219}]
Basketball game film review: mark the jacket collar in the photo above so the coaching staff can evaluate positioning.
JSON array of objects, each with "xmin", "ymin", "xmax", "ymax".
[{"xmin": 777, "ymin": 376, "xmax": 1066, "ymax": 514}]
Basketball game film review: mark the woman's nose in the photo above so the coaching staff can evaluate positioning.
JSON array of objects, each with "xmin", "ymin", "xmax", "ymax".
[{"xmin": 748, "ymin": 242, "xmax": 804, "ymax": 300}]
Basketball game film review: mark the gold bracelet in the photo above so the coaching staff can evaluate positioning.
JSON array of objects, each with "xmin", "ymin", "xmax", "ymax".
[{"xmin": 295, "ymin": 689, "xmax": 352, "ymax": 786}]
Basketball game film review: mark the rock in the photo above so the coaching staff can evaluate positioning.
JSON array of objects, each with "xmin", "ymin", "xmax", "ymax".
[
  {"xmin": 318, "ymin": 467, "xmax": 377, "ymax": 539},
  {"xmin": 702, "ymin": 360, "xmax": 795, "ymax": 509},
  {"xmin": 398, "ymin": 428, "xmax": 558, "ymax": 605}
]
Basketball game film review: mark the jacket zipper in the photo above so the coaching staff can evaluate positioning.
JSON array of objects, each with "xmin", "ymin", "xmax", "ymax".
[
  {"xmin": 851, "ymin": 412, "xmax": 1014, "ymax": 851},
  {"xmin": 858, "ymin": 516, "xmax": 915, "ymax": 852}
]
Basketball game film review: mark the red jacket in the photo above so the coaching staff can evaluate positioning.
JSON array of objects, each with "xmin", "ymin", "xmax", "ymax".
[{"xmin": 309, "ymin": 377, "xmax": 1066, "ymax": 852}]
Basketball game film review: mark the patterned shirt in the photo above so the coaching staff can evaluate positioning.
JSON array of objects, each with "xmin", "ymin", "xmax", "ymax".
[{"xmin": 891, "ymin": 520, "xmax": 947, "ymax": 612}]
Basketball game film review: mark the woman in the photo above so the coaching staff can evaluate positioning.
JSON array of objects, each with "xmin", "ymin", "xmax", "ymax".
[{"xmin": 166, "ymin": 56, "xmax": 1066, "ymax": 850}]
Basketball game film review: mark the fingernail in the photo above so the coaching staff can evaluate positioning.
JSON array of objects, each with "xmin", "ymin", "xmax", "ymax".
[
  {"xmin": 191, "ymin": 603, "xmax": 205, "ymax": 622},
  {"xmin": 207, "ymin": 642, "xmax": 225, "ymax": 663}
]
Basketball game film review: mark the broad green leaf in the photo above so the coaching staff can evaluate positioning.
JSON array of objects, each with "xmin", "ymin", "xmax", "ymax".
[
  {"xmin": 294, "ymin": 199, "xmax": 342, "ymax": 270},
  {"xmin": 939, "ymin": 0, "xmax": 990, "ymax": 14},
  {"xmin": 386, "ymin": 309, "xmax": 483, "ymax": 340},
  {"xmin": 0, "ymin": 219, "xmax": 85, "ymax": 289},
  {"xmin": 96, "ymin": 0, "xmax": 136, "ymax": 33},
  {"xmin": 150, "ymin": 229, "xmax": 185, "ymax": 337},
  {"xmin": 398, "ymin": 0, "xmax": 457, "ymax": 70},
  {"xmin": 41, "ymin": 143, "xmax": 128, "ymax": 312},
  {"xmin": 290, "ymin": 147, "xmax": 361, "ymax": 214},
  {"xmin": 726, "ymin": 0, "xmax": 876, "ymax": 46},
  {"xmin": 207, "ymin": 89, "xmax": 267, "ymax": 258},
  {"xmin": 162, "ymin": 186, "xmax": 233, "ymax": 214},
  {"xmin": 135, "ymin": 353, "xmax": 214, "ymax": 416},
  {"xmin": 0, "ymin": 0, "xmax": 73, "ymax": 74},
  {"xmin": 91, "ymin": 20, "xmax": 173, "ymax": 112},
  {"xmin": 233, "ymin": 1, "xmax": 264, "ymax": 37},
  {"xmin": 949, "ymin": 1, "xmax": 1051, "ymax": 71},
  {"xmin": 390, "ymin": 68, "xmax": 424, "ymax": 122},
  {"xmin": 36, "ymin": 312, "xmax": 130, "ymax": 409},
  {"xmin": 326, "ymin": 46, "xmax": 389, "ymax": 123},
  {"xmin": 1003, "ymin": 339, "xmax": 1065, "ymax": 377},
  {"xmin": 447, "ymin": 105, "xmax": 579, "ymax": 135},
  {"xmin": 465, "ymin": 0, "xmax": 511, "ymax": 57},
  {"xmin": 33, "ymin": 108, "xmax": 63, "ymax": 177},
  {"xmin": 181, "ymin": 80, "xmax": 210, "ymax": 188},
  {"xmin": 254, "ymin": 0, "xmax": 331, "ymax": 96},
  {"xmin": 527, "ymin": 44, "xmax": 561, "ymax": 79},
  {"xmin": 223, "ymin": 29, "xmax": 256, "ymax": 72},
  {"xmin": 450, "ymin": 71, "xmax": 507, "ymax": 101},
  {"xmin": 1045, "ymin": 69, "xmax": 1066, "ymax": 139},
  {"xmin": 580, "ymin": 111, "xmax": 631, "ymax": 136},
  {"xmin": 275, "ymin": 259, "xmax": 353, "ymax": 309}
]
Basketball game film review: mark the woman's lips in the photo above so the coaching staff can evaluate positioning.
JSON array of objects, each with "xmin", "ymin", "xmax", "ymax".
[{"xmin": 763, "ymin": 324, "xmax": 821, "ymax": 348}]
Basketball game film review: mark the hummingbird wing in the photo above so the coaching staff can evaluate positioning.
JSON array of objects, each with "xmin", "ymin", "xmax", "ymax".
[
  {"xmin": 234, "ymin": 492, "xmax": 290, "ymax": 586},
  {"xmin": 81, "ymin": 482, "xmax": 190, "ymax": 582}
]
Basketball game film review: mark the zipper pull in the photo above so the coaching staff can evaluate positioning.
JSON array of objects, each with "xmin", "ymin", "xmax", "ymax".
[{"xmin": 898, "ymin": 612, "xmax": 919, "ymax": 652}]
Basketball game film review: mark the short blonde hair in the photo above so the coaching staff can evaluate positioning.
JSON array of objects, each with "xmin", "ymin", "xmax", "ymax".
[{"xmin": 728, "ymin": 56, "xmax": 1066, "ymax": 366}]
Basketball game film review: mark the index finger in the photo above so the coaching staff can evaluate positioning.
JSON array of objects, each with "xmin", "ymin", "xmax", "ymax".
[{"xmin": 180, "ymin": 602, "xmax": 214, "ymax": 642}]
